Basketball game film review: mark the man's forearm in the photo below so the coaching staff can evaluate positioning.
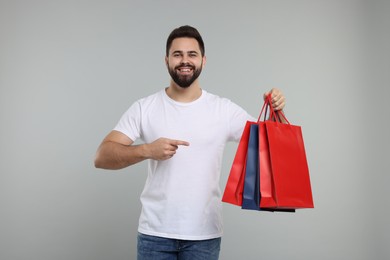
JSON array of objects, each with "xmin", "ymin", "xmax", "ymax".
[{"xmin": 94, "ymin": 141, "xmax": 149, "ymax": 170}]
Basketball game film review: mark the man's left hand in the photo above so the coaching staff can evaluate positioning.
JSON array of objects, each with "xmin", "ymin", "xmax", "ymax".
[{"xmin": 263, "ymin": 88, "xmax": 286, "ymax": 111}]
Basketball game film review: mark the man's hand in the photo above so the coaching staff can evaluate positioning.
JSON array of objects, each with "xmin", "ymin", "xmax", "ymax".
[
  {"xmin": 263, "ymin": 88, "xmax": 286, "ymax": 111},
  {"xmin": 145, "ymin": 138, "xmax": 190, "ymax": 160}
]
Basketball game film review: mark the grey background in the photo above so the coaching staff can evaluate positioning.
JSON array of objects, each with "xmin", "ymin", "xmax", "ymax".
[{"xmin": 1, "ymin": 0, "xmax": 389, "ymax": 259}]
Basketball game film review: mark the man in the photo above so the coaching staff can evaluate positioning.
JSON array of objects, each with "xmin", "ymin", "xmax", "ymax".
[{"xmin": 94, "ymin": 25, "xmax": 285, "ymax": 260}]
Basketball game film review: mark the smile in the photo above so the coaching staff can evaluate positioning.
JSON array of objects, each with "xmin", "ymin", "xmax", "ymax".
[{"xmin": 177, "ymin": 67, "xmax": 193, "ymax": 74}]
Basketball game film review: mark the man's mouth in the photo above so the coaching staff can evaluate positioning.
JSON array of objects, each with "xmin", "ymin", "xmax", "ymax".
[{"xmin": 176, "ymin": 65, "xmax": 194, "ymax": 75}]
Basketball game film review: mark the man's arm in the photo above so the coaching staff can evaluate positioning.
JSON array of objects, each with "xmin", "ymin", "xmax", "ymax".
[{"xmin": 94, "ymin": 130, "xmax": 189, "ymax": 170}]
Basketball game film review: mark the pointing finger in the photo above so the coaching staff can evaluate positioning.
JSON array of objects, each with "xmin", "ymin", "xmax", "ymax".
[{"xmin": 170, "ymin": 139, "xmax": 190, "ymax": 146}]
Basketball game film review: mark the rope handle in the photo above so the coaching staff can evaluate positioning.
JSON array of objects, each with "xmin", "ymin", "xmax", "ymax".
[{"xmin": 257, "ymin": 94, "xmax": 290, "ymax": 125}]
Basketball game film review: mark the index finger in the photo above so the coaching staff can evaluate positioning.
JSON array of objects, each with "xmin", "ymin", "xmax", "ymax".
[{"xmin": 170, "ymin": 139, "xmax": 190, "ymax": 146}]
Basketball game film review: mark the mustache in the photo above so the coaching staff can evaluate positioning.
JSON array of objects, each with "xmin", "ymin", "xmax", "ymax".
[{"xmin": 174, "ymin": 63, "xmax": 195, "ymax": 70}]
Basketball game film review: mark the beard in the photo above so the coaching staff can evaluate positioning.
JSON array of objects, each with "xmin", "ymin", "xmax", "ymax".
[{"xmin": 168, "ymin": 62, "xmax": 202, "ymax": 88}]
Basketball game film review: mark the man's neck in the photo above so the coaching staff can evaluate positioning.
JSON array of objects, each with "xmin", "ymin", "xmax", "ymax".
[{"xmin": 165, "ymin": 81, "xmax": 202, "ymax": 103}]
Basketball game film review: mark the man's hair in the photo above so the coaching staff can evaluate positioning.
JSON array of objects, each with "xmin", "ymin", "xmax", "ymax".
[{"xmin": 166, "ymin": 25, "xmax": 205, "ymax": 57}]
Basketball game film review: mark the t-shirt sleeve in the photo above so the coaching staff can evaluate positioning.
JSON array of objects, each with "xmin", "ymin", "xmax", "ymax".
[
  {"xmin": 113, "ymin": 101, "xmax": 142, "ymax": 142},
  {"xmin": 226, "ymin": 100, "xmax": 256, "ymax": 142}
]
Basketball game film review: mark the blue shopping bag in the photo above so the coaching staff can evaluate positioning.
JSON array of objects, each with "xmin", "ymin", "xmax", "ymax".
[{"xmin": 242, "ymin": 124, "xmax": 261, "ymax": 210}]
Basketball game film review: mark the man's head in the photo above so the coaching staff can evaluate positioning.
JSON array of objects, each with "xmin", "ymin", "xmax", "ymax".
[
  {"xmin": 166, "ymin": 25, "xmax": 205, "ymax": 57},
  {"xmin": 165, "ymin": 25, "xmax": 206, "ymax": 88}
]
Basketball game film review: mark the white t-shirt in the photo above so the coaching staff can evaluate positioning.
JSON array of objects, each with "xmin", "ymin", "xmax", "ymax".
[{"xmin": 114, "ymin": 89, "xmax": 254, "ymax": 240}]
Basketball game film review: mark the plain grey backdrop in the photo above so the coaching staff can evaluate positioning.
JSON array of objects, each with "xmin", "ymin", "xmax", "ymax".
[{"xmin": 1, "ymin": 0, "xmax": 389, "ymax": 259}]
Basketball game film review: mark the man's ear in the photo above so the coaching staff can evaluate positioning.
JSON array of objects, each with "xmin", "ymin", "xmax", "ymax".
[
  {"xmin": 202, "ymin": 55, "xmax": 207, "ymax": 68},
  {"xmin": 165, "ymin": 56, "xmax": 168, "ymax": 66}
]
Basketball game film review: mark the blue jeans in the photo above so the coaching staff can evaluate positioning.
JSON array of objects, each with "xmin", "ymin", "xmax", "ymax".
[{"xmin": 137, "ymin": 233, "xmax": 221, "ymax": 260}]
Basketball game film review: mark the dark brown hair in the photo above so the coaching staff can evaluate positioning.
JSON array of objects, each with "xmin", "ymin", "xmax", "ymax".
[{"xmin": 166, "ymin": 25, "xmax": 205, "ymax": 57}]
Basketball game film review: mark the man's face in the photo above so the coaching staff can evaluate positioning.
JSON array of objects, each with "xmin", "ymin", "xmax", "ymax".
[{"xmin": 166, "ymin": 37, "xmax": 206, "ymax": 88}]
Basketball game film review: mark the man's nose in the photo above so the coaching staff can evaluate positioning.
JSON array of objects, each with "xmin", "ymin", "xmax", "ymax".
[{"xmin": 180, "ymin": 54, "xmax": 189, "ymax": 63}]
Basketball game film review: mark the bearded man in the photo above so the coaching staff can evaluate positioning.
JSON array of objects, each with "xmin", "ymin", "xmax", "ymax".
[{"xmin": 94, "ymin": 25, "xmax": 286, "ymax": 260}]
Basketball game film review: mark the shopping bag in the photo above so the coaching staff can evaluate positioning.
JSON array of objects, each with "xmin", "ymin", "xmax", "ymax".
[
  {"xmin": 241, "ymin": 124, "xmax": 261, "ymax": 210},
  {"xmin": 222, "ymin": 121, "xmax": 255, "ymax": 206},
  {"xmin": 259, "ymin": 96, "xmax": 314, "ymax": 209},
  {"xmin": 241, "ymin": 115, "xmax": 296, "ymax": 212},
  {"xmin": 258, "ymin": 120, "xmax": 277, "ymax": 208}
]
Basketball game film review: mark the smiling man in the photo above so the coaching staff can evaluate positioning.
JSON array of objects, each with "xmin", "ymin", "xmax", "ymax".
[
  {"xmin": 94, "ymin": 25, "xmax": 286, "ymax": 260},
  {"xmin": 167, "ymin": 38, "xmax": 203, "ymax": 89},
  {"xmin": 165, "ymin": 32, "xmax": 205, "ymax": 102}
]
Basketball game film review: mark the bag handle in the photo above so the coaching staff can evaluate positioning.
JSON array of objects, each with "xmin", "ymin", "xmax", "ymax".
[
  {"xmin": 257, "ymin": 94, "xmax": 290, "ymax": 125},
  {"xmin": 257, "ymin": 94, "xmax": 271, "ymax": 122}
]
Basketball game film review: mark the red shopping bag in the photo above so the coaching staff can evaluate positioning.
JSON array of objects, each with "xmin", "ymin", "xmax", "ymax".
[
  {"xmin": 222, "ymin": 121, "xmax": 255, "ymax": 206},
  {"xmin": 258, "ymin": 120, "xmax": 277, "ymax": 207},
  {"xmin": 259, "ymin": 96, "xmax": 314, "ymax": 209}
]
